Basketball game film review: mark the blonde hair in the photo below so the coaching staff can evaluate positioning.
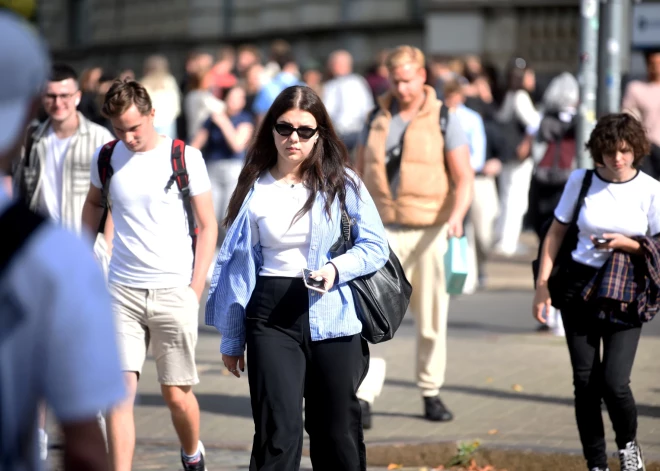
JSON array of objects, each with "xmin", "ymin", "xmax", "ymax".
[{"xmin": 386, "ymin": 46, "xmax": 425, "ymax": 71}]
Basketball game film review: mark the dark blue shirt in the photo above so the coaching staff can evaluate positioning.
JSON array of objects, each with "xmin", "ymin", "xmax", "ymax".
[{"xmin": 202, "ymin": 111, "xmax": 253, "ymax": 162}]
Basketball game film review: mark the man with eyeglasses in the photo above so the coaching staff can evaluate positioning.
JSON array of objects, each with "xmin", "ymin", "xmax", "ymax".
[
  {"xmin": 11, "ymin": 62, "xmax": 115, "ymax": 460},
  {"xmin": 13, "ymin": 63, "xmax": 114, "ymax": 233}
]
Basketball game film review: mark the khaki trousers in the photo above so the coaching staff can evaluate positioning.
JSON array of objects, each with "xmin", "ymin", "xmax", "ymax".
[{"xmin": 387, "ymin": 224, "xmax": 450, "ymax": 396}]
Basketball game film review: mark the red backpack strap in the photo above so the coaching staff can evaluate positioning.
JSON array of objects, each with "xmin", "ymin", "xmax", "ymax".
[
  {"xmin": 165, "ymin": 139, "xmax": 198, "ymax": 255},
  {"xmin": 97, "ymin": 139, "xmax": 119, "ymax": 234}
]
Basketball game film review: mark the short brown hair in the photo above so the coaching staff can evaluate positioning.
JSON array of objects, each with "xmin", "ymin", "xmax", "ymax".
[
  {"xmin": 443, "ymin": 79, "xmax": 463, "ymax": 98},
  {"xmin": 101, "ymin": 79, "xmax": 152, "ymax": 119},
  {"xmin": 586, "ymin": 113, "xmax": 650, "ymax": 167},
  {"xmin": 386, "ymin": 46, "xmax": 425, "ymax": 71}
]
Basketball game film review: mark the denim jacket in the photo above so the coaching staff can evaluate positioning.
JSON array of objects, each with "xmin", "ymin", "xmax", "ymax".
[{"xmin": 205, "ymin": 172, "xmax": 389, "ymax": 356}]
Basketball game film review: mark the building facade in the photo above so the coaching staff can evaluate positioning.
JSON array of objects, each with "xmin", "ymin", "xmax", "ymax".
[{"xmin": 37, "ymin": 0, "xmax": 624, "ymax": 80}]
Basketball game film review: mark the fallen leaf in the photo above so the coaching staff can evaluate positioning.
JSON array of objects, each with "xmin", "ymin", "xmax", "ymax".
[
  {"xmin": 387, "ymin": 465, "xmax": 402, "ymax": 470},
  {"xmin": 487, "ymin": 429, "xmax": 499, "ymax": 435},
  {"xmin": 512, "ymin": 384, "xmax": 524, "ymax": 392}
]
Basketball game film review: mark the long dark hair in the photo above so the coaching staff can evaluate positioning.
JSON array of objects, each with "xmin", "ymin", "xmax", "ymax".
[{"xmin": 224, "ymin": 85, "xmax": 358, "ymax": 227}]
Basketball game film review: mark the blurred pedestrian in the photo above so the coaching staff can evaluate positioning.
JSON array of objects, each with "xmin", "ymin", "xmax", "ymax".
[
  {"xmin": 82, "ymin": 79, "xmax": 217, "ymax": 471},
  {"xmin": 302, "ymin": 60, "xmax": 324, "ymax": 97},
  {"xmin": 364, "ymin": 50, "xmax": 390, "ymax": 102},
  {"xmin": 493, "ymin": 57, "xmax": 540, "ymax": 257},
  {"xmin": 444, "ymin": 79, "xmax": 495, "ymax": 291},
  {"xmin": 206, "ymin": 46, "xmax": 238, "ymax": 100},
  {"xmin": 183, "ymin": 60, "xmax": 224, "ymax": 142},
  {"xmin": 236, "ymin": 44, "xmax": 262, "ymax": 79},
  {"xmin": 206, "ymin": 85, "xmax": 388, "ymax": 471},
  {"xmin": 192, "ymin": 85, "xmax": 253, "ymax": 246},
  {"xmin": 263, "ymin": 39, "xmax": 291, "ymax": 81},
  {"xmin": 533, "ymin": 113, "xmax": 656, "ymax": 471},
  {"xmin": 244, "ymin": 62, "xmax": 265, "ymax": 120},
  {"xmin": 0, "ymin": 12, "xmax": 125, "ymax": 469},
  {"xmin": 356, "ymin": 46, "xmax": 473, "ymax": 424},
  {"xmin": 78, "ymin": 66, "xmax": 103, "ymax": 122},
  {"xmin": 252, "ymin": 51, "xmax": 303, "ymax": 124},
  {"xmin": 622, "ymin": 48, "xmax": 660, "ymax": 179},
  {"xmin": 141, "ymin": 55, "xmax": 181, "ymax": 139},
  {"xmin": 323, "ymin": 50, "xmax": 374, "ymax": 153}
]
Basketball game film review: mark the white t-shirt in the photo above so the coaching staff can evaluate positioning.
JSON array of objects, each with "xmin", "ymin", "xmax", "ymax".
[
  {"xmin": 249, "ymin": 171, "xmax": 312, "ymax": 277},
  {"xmin": 0, "ymin": 184, "xmax": 125, "ymax": 469},
  {"xmin": 90, "ymin": 137, "xmax": 212, "ymax": 288},
  {"xmin": 38, "ymin": 127, "xmax": 72, "ymax": 222},
  {"xmin": 555, "ymin": 168, "xmax": 660, "ymax": 268}
]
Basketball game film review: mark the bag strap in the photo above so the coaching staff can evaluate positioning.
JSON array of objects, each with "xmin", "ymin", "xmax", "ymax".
[
  {"xmin": 0, "ymin": 201, "xmax": 46, "ymax": 281},
  {"xmin": 97, "ymin": 139, "xmax": 119, "ymax": 233},
  {"xmin": 439, "ymin": 103, "xmax": 449, "ymax": 138},
  {"xmin": 571, "ymin": 170, "xmax": 594, "ymax": 226},
  {"xmin": 165, "ymin": 139, "xmax": 198, "ymax": 255}
]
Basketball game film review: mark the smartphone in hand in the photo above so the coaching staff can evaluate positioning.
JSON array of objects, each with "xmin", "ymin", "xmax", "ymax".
[{"xmin": 302, "ymin": 268, "xmax": 328, "ymax": 294}]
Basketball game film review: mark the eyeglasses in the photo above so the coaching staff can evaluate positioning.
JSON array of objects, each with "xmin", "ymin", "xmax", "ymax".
[
  {"xmin": 274, "ymin": 123, "xmax": 318, "ymax": 140},
  {"xmin": 44, "ymin": 93, "xmax": 75, "ymax": 102}
]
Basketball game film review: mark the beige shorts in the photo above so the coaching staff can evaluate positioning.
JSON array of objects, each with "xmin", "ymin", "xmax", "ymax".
[{"xmin": 110, "ymin": 283, "xmax": 200, "ymax": 386}]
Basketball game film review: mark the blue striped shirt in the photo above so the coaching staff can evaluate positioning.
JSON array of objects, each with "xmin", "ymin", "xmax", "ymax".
[{"xmin": 205, "ymin": 172, "xmax": 389, "ymax": 356}]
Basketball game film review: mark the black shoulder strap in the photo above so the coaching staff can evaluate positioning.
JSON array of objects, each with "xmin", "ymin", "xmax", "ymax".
[
  {"xmin": 23, "ymin": 122, "xmax": 39, "ymax": 169},
  {"xmin": 571, "ymin": 170, "xmax": 594, "ymax": 226},
  {"xmin": 440, "ymin": 103, "xmax": 449, "ymax": 138},
  {"xmin": 97, "ymin": 139, "xmax": 119, "ymax": 233},
  {"xmin": 165, "ymin": 139, "xmax": 198, "ymax": 256},
  {"xmin": 0, "ymin": 201, "xmax": 46, "ymax": 281}
]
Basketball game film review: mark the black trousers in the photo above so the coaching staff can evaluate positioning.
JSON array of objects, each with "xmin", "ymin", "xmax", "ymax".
[
  {"xmin": 246, "ymin": 276, "xmax": 370, "ymax": 471},
  {"xmin": 561, "ymin": 262, "xmax": 642, "ymax": 469}
]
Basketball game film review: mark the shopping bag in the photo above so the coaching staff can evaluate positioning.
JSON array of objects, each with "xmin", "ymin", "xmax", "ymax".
[{"xmin": 445, "ymin": 236, "xmax": 469, "ymax": 295}]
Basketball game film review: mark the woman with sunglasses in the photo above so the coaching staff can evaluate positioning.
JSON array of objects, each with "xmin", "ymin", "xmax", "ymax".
[{"xmin": 205, "ymin": 85, "xmax": 389, "ymax": 470}]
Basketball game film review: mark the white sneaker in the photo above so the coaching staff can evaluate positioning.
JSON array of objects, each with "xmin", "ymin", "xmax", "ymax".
[
  {"xmin": 619, "ymin": 440, "xmax": 645, "ymax": 471},
  {"xmin": 38, "ymin": 428, "xmax": 48, "ymax": 461}
]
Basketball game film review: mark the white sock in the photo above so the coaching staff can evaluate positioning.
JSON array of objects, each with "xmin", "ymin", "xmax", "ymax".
[{"xmin": 182, "ymin": 444, "xmax": 201, "ymax": 462}]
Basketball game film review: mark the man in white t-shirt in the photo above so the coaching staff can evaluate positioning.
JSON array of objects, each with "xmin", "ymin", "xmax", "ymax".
[
  {"xmin": 82, "ymin": 79, "xmax": 217, "ymax": 471},
  {"xmin": 0, "ymin": 11, "xmax": 125, "ymax": 469}
]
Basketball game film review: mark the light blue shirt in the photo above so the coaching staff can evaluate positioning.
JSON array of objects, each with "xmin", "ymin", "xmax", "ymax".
[
  {"xmin": 205, "ymin": 172, "xmax": 390, "ymax": 356},
  {"xmin": 0, "ymin": 182, "xmax": 125, "ymax": 469},
  {"xmin": 252, "ymin": 72, "xmax": 304, "ymax": 116},
  {"xmin": 454, "ymin": 104, "xmax": 486, "ymax": 173}
]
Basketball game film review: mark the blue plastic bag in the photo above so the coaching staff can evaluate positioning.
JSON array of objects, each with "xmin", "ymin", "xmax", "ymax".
[{"xmin": 445, "ymin": 236, "xmax": 469, "ymax": 295}]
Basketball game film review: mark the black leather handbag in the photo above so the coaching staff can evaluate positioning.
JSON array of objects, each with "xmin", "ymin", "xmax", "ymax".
[
  {"xmin": 532, "ymin": 170, "xmax": 593, "ymax": 309},
  {"xmin": 329, "ymin": 211, "xmax": 412, "ymax": 344}
]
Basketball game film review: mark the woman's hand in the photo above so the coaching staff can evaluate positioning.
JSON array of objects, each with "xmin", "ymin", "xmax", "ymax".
[
  {"xmin": 310, "ymin": 263, "xmax": 337, "ymax": 293},
  {"xmin": 222, "ymin": 354, "xmax": 245, "ymax": 378},
  {"xmin": 533, "ymin": 284, "xmax": 552, "ymax": 324},
  {"xmin": 591, "ymin": 233, "xmax": 642, "ymax": 255}
]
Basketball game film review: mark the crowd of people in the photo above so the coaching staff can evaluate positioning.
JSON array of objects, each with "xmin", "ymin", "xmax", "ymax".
[{"xmin": 1, "ymin": 8, "xmax": 659, "ymax": 471}]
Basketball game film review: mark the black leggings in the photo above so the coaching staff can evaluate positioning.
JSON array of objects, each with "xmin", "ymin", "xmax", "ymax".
[
  {"xmin": 245, "ymin": 276, "xmax": 369, "ymax": 471},
  {"xmin": 561, "ymin": 261, "xmax": 642, "ymax": 469}
]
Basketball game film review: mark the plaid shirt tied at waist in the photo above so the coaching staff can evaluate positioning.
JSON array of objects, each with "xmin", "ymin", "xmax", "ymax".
[{"xmin": 581, "ymin": 236, "xmax": 660, "ymax": 325}]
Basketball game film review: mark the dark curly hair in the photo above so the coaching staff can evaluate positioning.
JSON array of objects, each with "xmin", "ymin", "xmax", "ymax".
[{"xmin": 585, "ymin": 113, "xmax": 650, "ymax": 167}]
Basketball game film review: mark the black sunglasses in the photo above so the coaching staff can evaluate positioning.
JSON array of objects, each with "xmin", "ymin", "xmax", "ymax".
[{"xmin": 274, "ymin": 123, "xmax": 318, "ymax": 140}]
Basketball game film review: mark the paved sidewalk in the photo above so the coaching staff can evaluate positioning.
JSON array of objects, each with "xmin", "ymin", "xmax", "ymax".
[{"xmin": 53, "ymin": 234, "xmax": 660, "ymax": 470}]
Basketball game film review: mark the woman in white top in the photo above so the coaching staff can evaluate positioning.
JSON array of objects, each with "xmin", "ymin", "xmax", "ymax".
[
  {"xmin": 494, "ymin": 58, "xmax": 541, "ymax": 256},
  {"xmin": 533, "ymin": 113, "xmax": 659, "ymax": 471},
  {"xmin": 206, "ymin": 85, "xmax": 389, "ymax": 470}
]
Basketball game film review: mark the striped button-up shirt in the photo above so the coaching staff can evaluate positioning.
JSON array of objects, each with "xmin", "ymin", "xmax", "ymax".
[
  {"xmin": 12, "ymin": 113, "xmax": 114, "ymax": 234},
  {"xmin": 205, "ymin": 173, "xmax": 390, "ymax": 356},
  {"xmin": 582, "ymin": 236, "xmax": 660, "ymax": 325}
]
